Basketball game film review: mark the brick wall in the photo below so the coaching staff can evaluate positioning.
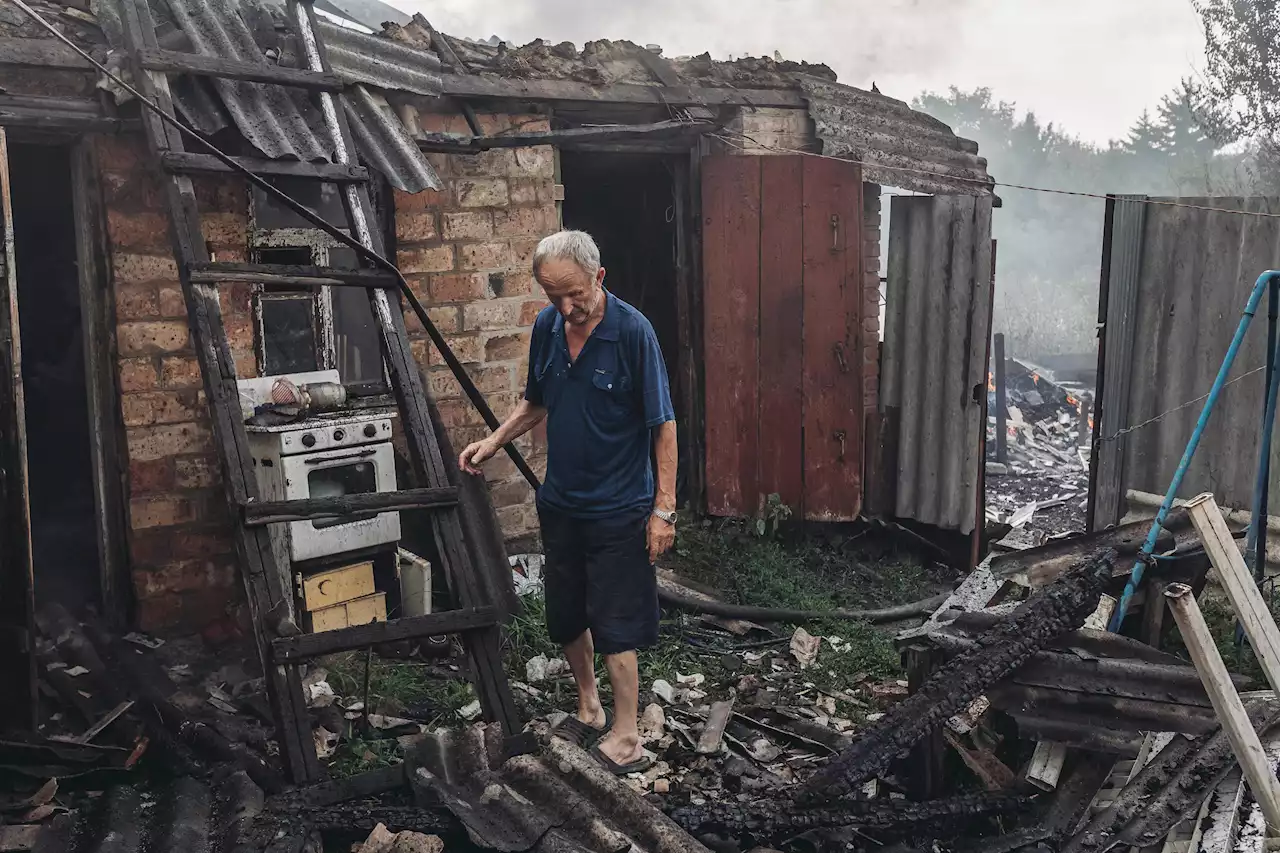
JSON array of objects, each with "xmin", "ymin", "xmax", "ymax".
[
  {"xmin": 394, "ymin": 112, "xmax": 556, "ymax": 546},
  {"xmin": 97, "ymin": 134, "xmax": 251, "ymax": 632}
]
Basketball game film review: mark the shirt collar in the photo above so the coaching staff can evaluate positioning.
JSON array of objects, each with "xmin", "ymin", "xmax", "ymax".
[{"xmin": 552, "ymin": 289, "xmax": 620, "ymax": 342}]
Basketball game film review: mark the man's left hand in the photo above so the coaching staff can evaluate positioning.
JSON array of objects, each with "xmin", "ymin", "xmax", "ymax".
[{"xmin": 647, "ymin": 513, "xmax": 675, "ymax": 564}]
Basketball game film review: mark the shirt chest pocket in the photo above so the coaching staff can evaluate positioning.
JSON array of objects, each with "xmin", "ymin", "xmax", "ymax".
[{"xmin": 588, "ymin": 370, "xmax": 633, "ymax": 425}]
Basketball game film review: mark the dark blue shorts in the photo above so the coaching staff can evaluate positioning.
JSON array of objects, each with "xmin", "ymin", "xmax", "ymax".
[{"xmin": 538, "ymin": 505, "xmax": 659, "ymax": 655}]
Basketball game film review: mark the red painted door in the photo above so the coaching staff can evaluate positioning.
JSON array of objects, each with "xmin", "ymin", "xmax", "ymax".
[{"xmin": 702, "ymin": 155, "xmax": 864, "ymax": 521}]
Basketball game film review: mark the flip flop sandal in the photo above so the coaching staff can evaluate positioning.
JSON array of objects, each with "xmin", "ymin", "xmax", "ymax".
[
  {"xmin": 589, "ymin": 743, "xmax": 653, "ymax": 776},
  {"xmin": 552, "ymin": 709, "xmax": 612, "ymax": 747}
]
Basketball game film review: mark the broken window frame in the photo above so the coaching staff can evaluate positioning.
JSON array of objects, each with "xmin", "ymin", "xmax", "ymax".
[{"xmin": 248, "ymin": 192, "xmax": 386, "ymax": 384}]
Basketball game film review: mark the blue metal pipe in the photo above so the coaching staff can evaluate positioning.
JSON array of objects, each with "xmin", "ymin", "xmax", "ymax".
[{"xmin": 1109, "ymin": 270, "xmax": 1280, "ymax": 632}]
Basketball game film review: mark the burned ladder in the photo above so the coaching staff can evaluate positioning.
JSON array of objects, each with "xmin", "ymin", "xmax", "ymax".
[{"xmin": 113, "ymin": 0, "xmax": 521, "ymax": 782}]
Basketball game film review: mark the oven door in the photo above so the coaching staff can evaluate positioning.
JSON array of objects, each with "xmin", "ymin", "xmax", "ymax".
[{"xmin": 280, "ymin": 442, "xmax": 401, "ymax": 562}]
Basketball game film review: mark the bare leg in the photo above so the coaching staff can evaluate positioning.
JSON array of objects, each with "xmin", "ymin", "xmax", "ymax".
[
  {"xmin": 597, "ymin": 650, "xmax": 643, "ymax": 764},
  {"xmin": 563, "ymin": 629, "xmax": 606, "ymax": 728}
]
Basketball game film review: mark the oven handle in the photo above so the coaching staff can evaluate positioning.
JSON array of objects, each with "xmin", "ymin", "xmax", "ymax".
[{"xmin": 304, "ymin": 449, "xmax": 378, "ymax": 465}]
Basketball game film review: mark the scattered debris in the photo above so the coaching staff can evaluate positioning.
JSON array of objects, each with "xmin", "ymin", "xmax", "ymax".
[
  {"xmin": 789, "ymin": 628, "xmax": 821, "ymax": 669},
  {"xmin": 357, "ymin": 822, "xmax": 444, "ymax": 853}
]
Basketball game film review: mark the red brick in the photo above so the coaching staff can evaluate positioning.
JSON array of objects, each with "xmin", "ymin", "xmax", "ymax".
[
  {"xmin": 160, "ymin": 356, "xmax": 203, "ymax": 389},
  {"xmin": 425, "ymin": 367, "xmax": 463, "ymax": 399},
  {"xmin": 130, "ymin": 495, "xmax": 197, "ymax": 529},
  {"xmin": 452, "ymin": 149, "xmax": 516, "ymax": 177},
  {"xmin": 170, "ymin": 529, "xmax": 234, "ymax": 560},
  {"xmin": 484, "ymin": 332, "xmax": 529, "ymax": 362},
  {"xmin": 108, "ymin": 210, "xmax": 169, "ymax": 252},
  {"xmin": 492, "ymin": 271, "xmax": 535, "ymax": 297},
  {"xmin": 441, "ymin": 211, "xmax": 493, "ymax": 241},
  {"xmin": 122, "ymin": 391, "xmax": 203, "ymax": 427},
  {"xmin": 95, "ymin": 135, "xmax": 144, "ymax": 172},
  {"xmin": 509, "ymin": 179, "xmax": 539, "ymax": 206},
  {"xmin": 116, "ymin": 283, "xmax": 159, "ymax": 320},
  {"xmin": 100, "ymin": 171, "xmax": 164, "ymax": 212},
  {"xmin": 417, "ymin": 112, "xmax": 469, "ymax": 135},
  {"xmin": 394, "ymin": 187, "xmax": 446, "ymax": 213},
  {"xmin": 512, "ymin": 146, "xmax": 555, "ymax": 178},
  {"xmin": 536, "ymin": 182, "xmax": 561, "ymax": 206},
  {"xmin": 193, "ymin": 176, "xmax": 247, "ymax": 213},
  {"xmin": 223, "ymin": 314, "xmax": 254, "ymax": 354},
  {"xmin": 493, "ymin": 207, "xmax": 555, "ymax": 238},
  {"xmin": 519, "ymin": 298, "xmax": 550, "ymax": 325},
  {"xmin": 435, "ymin": 397, "xmax": 484, "ymax": 428},
  {"xmin": 219, "ymin": 282, "xmax": 253, "ymax": 318},
  {"xmin": 200, "ymin": 212, "xmax": 245, "ymax": 249},
  {"xmin": 175, "ymin": 455, "xmax": 220, "ymax": 489},
  {"xmin": 463, "ymin": 300, "xmax": 524, "ymax": 331},
  {"xmin": 459, "ymin": 242, "xmax": 511, "ymax": 271},
  {"xmin": 398, "ymin": 212, "xmax": 438, "ymax": 243},
  {"xmin": 399, "ymin": 245, "xmax": 455, "ymax": 274},
  {"xmin": 409, "ymin": 337, "xmax": 430, "ymax": 367},
  {"xmin": 440, "ymin": 334, "xmax": 482, "ymax": 364},
  {"xmin": 510, "ymin": 239, "xmax": 540, "ymax": 270},
  {"xmin": 495, "ymin": 503, "xmax": 538, "ymax": 538},
  {"xmin": 430, "ymin": 273, "xmax": 486, "ymax": 303},
  {"xmin": 406, "ymin": 305, "xmax": 460, "ymax": 335},
  {"xmin": 455, "ymin": 178, "xmax": 509, "ymax": 208},
  {"xmin": 135, "ymin": 557, "xmax": 236, "ymax": 597},
  {"xmin": 129, "ymin": 529, "xmax": 172, "ymax": 566},
  {"xmin": 489, "ymin": 477, "xmax": 533, "ymax": 509},
  {"xmin": 113, "ymin": 253, "xmax": 178, "ymax": 285},
  {"xmin": 118, "ymin": 321, "xmax": 190, "ymax": 356},
  {"xmin": 158, "ymin": 285, "xmax": 187, "ymax": 319},
  {"xmin": 129, "ymin": 457, "xmax": 175, "ymax": 495},
  {"xmin": 468, "ymin": 364, "xmax": 516, "ymax": 394},
  {"xmin": 119, "ymin": 358, "xmax": 160, "ymax": 392},
  {"xmin": 127, "ymin": 422, "xmax": 213, "ymax": 461}
]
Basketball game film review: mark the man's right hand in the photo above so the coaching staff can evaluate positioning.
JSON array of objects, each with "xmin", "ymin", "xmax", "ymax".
[{"xmin": 459, "ymin": 438, "xmax": 499, "ymax": 475}]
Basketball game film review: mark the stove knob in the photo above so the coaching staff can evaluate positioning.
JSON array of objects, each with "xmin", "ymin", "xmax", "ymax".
[
  {"xmin": 333, "ymin": 428, "xmax": 345, "ymax": 442},
  {"xmin": 301, "ymin": 433, "xmax": 316, "ymax": 448},
  {"xmin": 364, "ymin": 424, "xmax": 377, "ymax": 438}
]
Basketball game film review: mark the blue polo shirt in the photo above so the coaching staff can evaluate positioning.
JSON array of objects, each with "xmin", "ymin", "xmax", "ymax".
[{"xmin": 524, "ymin": 291, "xmax": 675, "ymax": 519}]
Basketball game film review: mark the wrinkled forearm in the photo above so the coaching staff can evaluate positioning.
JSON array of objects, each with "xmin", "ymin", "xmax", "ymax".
[
  {"xmin": 653, "ymin": 420, "xmax": 677, "ymax": 512},
  {"xmin": 489, "ymin": 398, "xmax": 547, "ymax": 447}
]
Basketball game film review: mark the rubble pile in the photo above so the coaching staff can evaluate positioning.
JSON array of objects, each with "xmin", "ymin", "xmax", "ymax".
[{"xmin": 988, "ymin": 357, "xmax": 1094, "ymax": 547}]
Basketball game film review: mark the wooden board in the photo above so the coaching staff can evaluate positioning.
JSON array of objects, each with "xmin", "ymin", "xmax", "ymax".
[
  {"xmin": 701, "ymin": 156, "xmax": 761, "ymax": 516},
  {"xmin": 756, "ymin": 156, "xmax": 805, "ymax": 514},
  {"xmin": 800, "ymin": 156, "xmax": 863, "ymax": 520},
  {"xmin": 301, "ymin": 562, "xmax": 375, "ymax": 612},
  {"xmin": 309, "ymin": 591, "xmax": 386, "ymax": 633}
]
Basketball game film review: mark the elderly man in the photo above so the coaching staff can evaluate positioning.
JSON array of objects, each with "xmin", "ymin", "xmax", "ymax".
[{"xmin": 459, "ymin": 230, "xmax": 677, "ymax": 774}]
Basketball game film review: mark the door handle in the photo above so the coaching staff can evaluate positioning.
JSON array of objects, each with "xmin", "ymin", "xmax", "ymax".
[
  {"xmin": 834, "ymin": 429, "xmax": 847, "ymax": 463},
  {"xmin": 833, "ymin": 342, "xmax": 849, "ymax": 374},
  {"xmin": 304, "ymin": 449, "xmax": 377, "ymax": 465}
]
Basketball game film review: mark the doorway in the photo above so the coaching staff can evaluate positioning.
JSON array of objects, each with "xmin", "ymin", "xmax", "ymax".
[
  {"xmin": 9, "ymin": 142, "xmax": 101, "ymax": 613},
  {"xmin": 559, "ymin": 151, "xmax": 690, "ymax": 497}
]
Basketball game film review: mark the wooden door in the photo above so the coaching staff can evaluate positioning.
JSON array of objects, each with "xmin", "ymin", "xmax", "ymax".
[
  {"xmin": 702, "ymin": 154, "xmax": 864, "ymax": 521},
  {"xmin": 0, "ymin": 128, "xmax": 36, "ymax": 730}
]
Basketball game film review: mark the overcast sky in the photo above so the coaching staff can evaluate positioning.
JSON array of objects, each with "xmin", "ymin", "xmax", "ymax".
[{"xmin": 408, "ymin": 0, "xmax": 1206, "ymax": 145}]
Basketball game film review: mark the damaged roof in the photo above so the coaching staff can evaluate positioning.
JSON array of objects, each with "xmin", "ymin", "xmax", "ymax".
[{"xmin": 91, "ymin": 0, "xmax": 443, "ymax": 192}]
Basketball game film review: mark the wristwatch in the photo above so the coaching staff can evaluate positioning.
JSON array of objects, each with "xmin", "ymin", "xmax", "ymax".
[{"xmin": 653, "ymin": 508, "xmax": 677, "ymax": 524}]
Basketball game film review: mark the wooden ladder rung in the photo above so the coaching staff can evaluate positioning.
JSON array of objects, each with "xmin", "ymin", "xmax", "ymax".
[
  {"xmin": 242, "ymin": 487, "xmax": 459, "ymax": 527},
  {"xmin": 137, "ymin": 47, "xmax": 344, "ymax": 91},
  {"xmin": 190, "ymin": 262, "xmax": 398, "ymax": 290},
  {"xmin": 272, "ymin": 606, "xmax": 499, "ymax": 662},
  {"xmin": 161, "ymin": 151, "xmax": 369, "ymax": 183}
]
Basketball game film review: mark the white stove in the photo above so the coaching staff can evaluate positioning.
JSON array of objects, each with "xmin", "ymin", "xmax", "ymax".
[{"xmin": 238, "ymin": 371, "xmax": 402, "ymax": 576}]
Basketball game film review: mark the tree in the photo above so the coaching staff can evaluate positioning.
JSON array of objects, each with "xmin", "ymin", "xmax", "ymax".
[
  {"xmin": 1124, "ymin": 110, "xmax": 1168, "ymax": 155},
  {"xmin": 1193, "ymin": 0, "xmax": 1280, "ymax": 144},
  {"xmin": 1158, "ymin": 79, "xmax": 1217, "ymax": 162}
]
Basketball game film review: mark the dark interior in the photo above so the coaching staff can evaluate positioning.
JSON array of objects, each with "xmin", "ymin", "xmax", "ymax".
[
  {"xmin": 10, "ymin": 143, "xmax": 101, "ymax": 613},
  {"xmin": 559, "ymin": 152, "xmax": 690, "ymax": 497}
]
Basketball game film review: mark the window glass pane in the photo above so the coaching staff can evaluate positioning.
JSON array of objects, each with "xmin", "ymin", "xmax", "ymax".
[
  {"xmin": 252, "ymin": 177, "xmax": 348, "ymax": 231},
  {"xmin": 261, "ymin": 296, "xmax": 319, "ymax": 374},
  {"xmin": 308, "ymin": 460, "xmax": 377, "ymax": 529},
  {"xmin": 328, "ymin": 247, "xmax": 384, "ymax": 384}
]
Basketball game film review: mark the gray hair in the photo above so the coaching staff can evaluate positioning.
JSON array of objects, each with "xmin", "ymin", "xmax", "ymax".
[{"xmin": 532, "ymin": 230, "xmax": 601, "ymax": 278}]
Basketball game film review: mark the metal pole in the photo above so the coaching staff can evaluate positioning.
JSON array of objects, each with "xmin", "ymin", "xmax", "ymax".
[
  {"xmin": 1252, "ymin": 277, "xmax": 1280, "ymax": 582},
  {"xmin": 1165, "ymin": 583, "xmax": 1280, "ymax": 833},
  {"xmin": 994, "ymin": 333, "xmax": 1008, "ymax": 465},
  {"xmin": 1110, "ymin": 270, "xmax": 1280, "ymax": 631}
]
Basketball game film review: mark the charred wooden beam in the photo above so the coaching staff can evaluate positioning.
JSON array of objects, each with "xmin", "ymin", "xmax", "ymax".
[
  {"xmin": 438, "ymin": 72, "xmax": 807, "ymax": 109},
  {"xmin": 0, "ymin": 96, "xmax": 136, "ymax": 132},
  {"xmin": 798, "ymin": 550, "xmax": 1117, "ymax": 803},
  {"xmin": 415, "ymin": 119, "xmax": 713, "ymax": 154},
  {"xmin": 136, "ymin": 48, "xmax": 343, "ymax": 91},
  {"xmin": 190, "ymin": 261, "xmax": 397, "ymax": 290},
  {"xmin": 162, "ymin": 152, "xmax": 369, "ymax": 183},
  {"xmin": 271, "ymin": 606, "xmax": 498, "ymax": 662}
]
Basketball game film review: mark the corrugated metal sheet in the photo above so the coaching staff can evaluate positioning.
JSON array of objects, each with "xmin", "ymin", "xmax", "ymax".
[
  {"xmin": 798, "ymin": 76, "xmax": 993, "ymax": 199},
  {"xmin": 94, "ymin": 0, "xmax": 441, "ymax": 191},
  {"xmin": 881, "ymin": 193, "xmax": 994, "ymax": 534},
  {"xmin": 1093, "ymin": 197, "xmax": 1280, "ymax": 518},
  {"xmin": 411, "ymin": 724, "xmax": 712, "ymax": 853}
]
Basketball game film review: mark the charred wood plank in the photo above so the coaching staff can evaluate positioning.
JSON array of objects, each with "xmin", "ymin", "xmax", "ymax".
[
  {"xmin": 438, "ymin": 72, "xmax": 806, "ymax": 109},
  {"xmin": 0, "ymin": 37, "xmax": 94, "ymax": 69},
  {"xmin": 799, "ymin": 550, "xmax": 1117, "ymax": 803},
  {"xmin": 137, "ymin": 48, "xmax": 343, "ymax": 90},
  {"xmin": 415, "ymin": 119, "xmax": 712, "ymax": 153},
  {"xmin": 162, "ymin": 152, "xmax": 368, "ymax": 183},
  {"xmin": 0, "ymin": 98, "xmax": 136, "ymax": 132},
  {"xmin": 269, "ymin": 764, "xmax": 405, "ymax": 809},
  {"xmin": 271, "ymin": 607, "xmax": 498, "ymax": 662},
  {"xmin": 243, "ymin": 487, "xmax": 458, "ymax": 526},
  {"xmin": 190, "ymin": 261, "xmax": 397, "ymax": 290}
]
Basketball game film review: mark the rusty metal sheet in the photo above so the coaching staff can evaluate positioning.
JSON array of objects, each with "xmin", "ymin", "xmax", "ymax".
[
  {"xmin": 702, "ymin": 155, "xmax": 761, "ymax": 517},
  {"xmin": 882, "ymin": 194, "xmax": 993, "ymax": 534},
  {"xmin": 800, "ymin": 155, "xmax": 863, "ymax": 520},
  {"xmin": 757, "ymin": 155, "xmax": 804, "ymax": 513}
]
